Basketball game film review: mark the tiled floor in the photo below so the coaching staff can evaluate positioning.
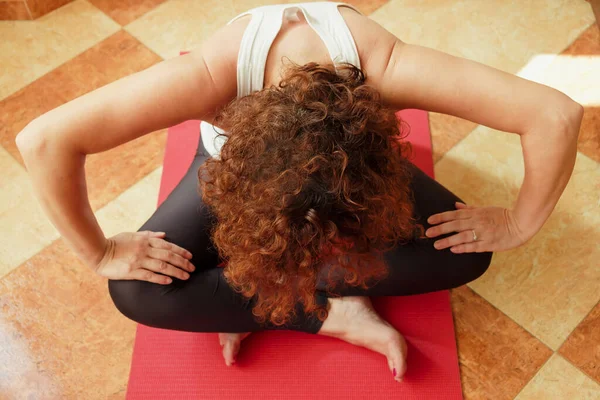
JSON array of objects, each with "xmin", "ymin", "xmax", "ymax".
[{"xmin": 0, "ymin": 0, "xmax": 598, "ymax": 399}]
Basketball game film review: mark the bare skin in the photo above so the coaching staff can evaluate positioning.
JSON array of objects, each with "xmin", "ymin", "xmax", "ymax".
[{"xmin": 219, "ymin": 295, "xmax": 407, "ymax": 383}]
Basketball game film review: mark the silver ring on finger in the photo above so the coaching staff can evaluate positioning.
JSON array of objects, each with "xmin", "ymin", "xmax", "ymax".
[{"xmin": 471, "ymin": 229, "xmax": 478, "ymax": 242}]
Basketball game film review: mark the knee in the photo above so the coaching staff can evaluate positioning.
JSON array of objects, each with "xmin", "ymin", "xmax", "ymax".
[
  {"xmin": 463, "ymin": 251, "xmax": 493, "ymax": 283},
  {"xmin": 108, "ymin": 279, "xmax": 159, "ymax": 325}
]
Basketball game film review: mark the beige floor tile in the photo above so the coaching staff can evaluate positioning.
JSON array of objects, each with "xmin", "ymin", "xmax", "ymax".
[
  {"xmin": 559, "ymin": 301, "xmax": 600, "ymax": 383},
  {"xmin": 84, "ymin": 128, "xmax": 167, "ymax": 211},
  {"xmin": 0, "ymin": 30, "xmax": 166, "ymax": 212},
  {"xmin": 451, "ymin": 286, "xmax": 552, "ymax": 400},
  {"xmin": 515, "ymin": 22, "xmax": 600, "ymax": 162},
  {"xmin": 517, "ymin": 53, "xmax": 600, "ymax": 109},
  {"xmin": 124, "ymin": 0, "xmax": 342, "ymax": 59},
  {"xmin": 370, "ymin": 0, "xmax": 594, "ymax": 74},
  {"xmin": 435, "ymin": 126, "xmax": 600, "ymax": 350},
  {"xmin": 27, "ymin": 0, "xmax": 73, "ymax": 19},
  {"xmin": 428, "ymin": 113, "xmax": 478, "ymax": 163},
  {"xmin": 0, "ymin": 0, "xmax": 120, "ymax": 101},
  {"xmin": 0, "ymin": 238, "xmax": 135, "ymax": 399},
  {"xmin": 88, "ymin": 0, "xmax": 168, "ymax": 26},
  {"xmin": 0, "ymin": 146, "xmax": 60, "ymax": 278},
  {"xmin": 344, "ymin": 0, "xmax": 390, "ymax": 15},
  {"xmin": 562, "ymin": 22, "xmax": 600, "ymax": 56},
  {"xmin": 515, "ymin": 354, "xmax": 600, "ymax": 400},
  {"xmin": 579, "ymin": 106, "xmax": 600, "ymax": 163},
  {"xmin": 95, "ymin": 166, "xmax": 163, "ymax": 237}
]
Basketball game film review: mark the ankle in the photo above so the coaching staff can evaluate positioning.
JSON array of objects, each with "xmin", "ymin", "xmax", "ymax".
[{"xmin": 317, "ymin": 297, "xmax": 346, "ymax": 337}]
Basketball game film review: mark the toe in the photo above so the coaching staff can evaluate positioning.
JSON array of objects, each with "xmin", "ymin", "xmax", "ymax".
[
  {"xmin": 222, "ymin": 341, "xmax": 235, "ymax": 366},
  {"xmin": 222, "ymin": 340, "xmax": 242, "ymax": 366},
  {"xmin": 388, "ymin": 335, "xmax": 408, "ymax": 382}
]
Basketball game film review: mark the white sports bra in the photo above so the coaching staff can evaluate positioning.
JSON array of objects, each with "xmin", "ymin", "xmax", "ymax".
[{"xmin": 200, "ymin": 2, "xmax": 363, "ymax": 159}]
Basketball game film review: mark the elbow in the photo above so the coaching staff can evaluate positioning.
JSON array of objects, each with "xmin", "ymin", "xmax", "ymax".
[
  {"xmin": 15, "ymin": 121, "xmax": 47, "ymax": 160},
  {"xmin": 552, "ymin": 100, "xmax": 584, "ymax": 139}
]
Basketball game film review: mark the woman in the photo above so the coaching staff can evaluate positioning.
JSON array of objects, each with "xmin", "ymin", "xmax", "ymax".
[{"xmin": 16, "ymin": 2, "xmax": 583, "ymax": 383}]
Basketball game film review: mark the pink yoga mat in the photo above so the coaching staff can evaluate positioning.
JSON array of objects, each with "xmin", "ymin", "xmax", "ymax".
[{"xmin": 124, "ymin": 108, "xmax": 462, "ymax": 399}]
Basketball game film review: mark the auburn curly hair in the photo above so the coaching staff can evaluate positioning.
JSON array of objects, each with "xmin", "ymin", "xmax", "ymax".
[{"xmin": 198, "ymin": 62, "xmax": 422, "ymax": 328}]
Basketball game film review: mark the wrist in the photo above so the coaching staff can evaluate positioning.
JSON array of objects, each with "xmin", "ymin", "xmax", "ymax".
[
  {"xmin": 510, "ymin": 206, "xmax": 543, "ymax": 243},
  {"xmin": 81, "ymin": 236, "xmax": 110, "ymax": 271}
]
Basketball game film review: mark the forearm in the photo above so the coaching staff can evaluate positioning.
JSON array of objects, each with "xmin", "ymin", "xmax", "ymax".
[
  {"xmin": 513, "ymin": 106, "xmax": 583, "ymax": 239},
  {"xmin": 16, "ymin": 125, "xmax": 107, "ymax": 269}
]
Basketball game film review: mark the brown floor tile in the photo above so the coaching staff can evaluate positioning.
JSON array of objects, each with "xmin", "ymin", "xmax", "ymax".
[
  {"xmin": 0, "ymin": 29, "xmax": 167, "ymax": 211},
  {"xmin": 0, "ymin": 29, "xmax": 161, "ymax": 160},
  {"xmin": 26, "ymin": 0, "xmax": 72, "ymax": 19},
  {"xmin": 450, "ymin": 286, "xmax": 553, "ymax": 400},
  {"xmin": 515, "ymin": 354, "xmax": 600, "ymax": 399},
  {"xmin": 560, "ymin": 22, "xmax": 600, "ymax": 162},
  {"xmin": 0, "ymin": 0, "xmax": 120, "ymax": 101},
  {"xmin": 0, "ymin": 1, "xmax": 31, "ymax": 20},
  {"xmin": 428, "ymin": 112, "xmax": 478, "ymax": 163},
  {"xmin": 344, "ymin": 0, "xmax": 390, "ymax": 15},
  {"xmin": 0, "ymin": 238, "xmax": 136, "ymax": 399},
  {"xmin": 559, "ymin": 301, "xmax": 600, "ymax": 383},
  {"xmin": 84, "ymin": 128, "xmax": 166, "ymax": 211},
  {"xmin": 562, "ymin": 23, "xmax": 600, "ymax": 56},
  {"xmin": 88, "ymin": 0, "xmax": 167, "ymax": 26},
  {"xmin": 579, "ymin": 106, "xmax": 600, "ymax": 163}
]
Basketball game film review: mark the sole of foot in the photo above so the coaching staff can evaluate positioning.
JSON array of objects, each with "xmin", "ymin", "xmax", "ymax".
[{"xmin": 317, "ymin": 295, "xmax": 407, "ymax": 382}]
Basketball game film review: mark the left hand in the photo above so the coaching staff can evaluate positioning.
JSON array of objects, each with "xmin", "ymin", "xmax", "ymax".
[{"xmin": 425, "ymin": 202, "xmax": 529, "ymax": 253}]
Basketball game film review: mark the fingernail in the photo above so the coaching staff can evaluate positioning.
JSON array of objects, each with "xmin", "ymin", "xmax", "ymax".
[
  {"xmin": 183, "ymin": 273, "xmax": 190, "ymax": 279},
  {"xmin": 189, "ymin": 264, "xmax": 196, "ymax": 272},
  {"xmin": 393, "ymin": 368, "xmax": 396, "ymax": 377},
  {"xmin": 434, "ymin": 242, "xmax": 440, "ymax": 249}
]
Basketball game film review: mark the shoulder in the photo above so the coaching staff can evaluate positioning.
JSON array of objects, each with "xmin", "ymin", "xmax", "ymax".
[
  {"xmin": 191, "ymin": 16, "xmax": 253, "ymax": 104},
  {"xmin": 337, "ymin": 7, "xmax": 400, "ymax": 86}
]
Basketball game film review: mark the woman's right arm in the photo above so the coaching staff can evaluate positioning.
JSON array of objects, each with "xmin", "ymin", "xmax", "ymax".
[{"xmin": 15, "ymin": 27, "xmax": 240, "ymax": 273}]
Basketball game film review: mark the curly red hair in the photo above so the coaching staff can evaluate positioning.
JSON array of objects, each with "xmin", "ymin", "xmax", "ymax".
[{"xmin": 198, "ymin": 62, "xmax": 422, "ymax": 328}]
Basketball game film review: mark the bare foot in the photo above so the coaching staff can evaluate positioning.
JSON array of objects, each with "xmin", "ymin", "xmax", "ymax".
[
  {"xmin": 218, "ymin": 332, "xmax": 251, "ymax": 366},
  {"xmin": 317, "ymin": 296, "xmax": 408, "ymax": 382}
]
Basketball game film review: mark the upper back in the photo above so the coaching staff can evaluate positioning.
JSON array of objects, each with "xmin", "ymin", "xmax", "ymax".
[{"xmin": 202, "ymin": 2, "xmax": 397, "ymax": 124}]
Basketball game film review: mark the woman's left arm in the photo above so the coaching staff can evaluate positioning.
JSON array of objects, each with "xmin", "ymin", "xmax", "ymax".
[{"xmin": 366, "ymin": 37, "xmax": 584, "ymax": 252}]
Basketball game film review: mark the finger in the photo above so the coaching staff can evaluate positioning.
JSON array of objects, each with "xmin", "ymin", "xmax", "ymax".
[
  {"xmin": 138, "ymin": 230, "xmax": 166, "ymax": 238},
  {"xmin": 427, "ymin": 209, "xmax": 470, "ymax": 225},
  {"xmin": 451, "ymin": 242, "xmax": 486, "ymax": 253},
  {"xmin": 149, "ymin": 237, "xmax": 194, "ymax": 260},
  {"xmin": 148, "ymin": 247, "xmax": 195, "ymax": 273},
  {"xmin": 434, "ymin": 230, "xmax": 474, "ymax": 250},
  {"xmin": 455, "ymin": 202, "xmax": 471, "ymax": 209},
  {"xmin": 128, "ymin": 268, "xmax": 173, "ymax": 285},
  {"xmin": 425, "ymin": 220, "xmax": 471, "ymax": 238},
  {"xmin": 143, "ymin": 257, "xmax": 191, "ymax": 281}
]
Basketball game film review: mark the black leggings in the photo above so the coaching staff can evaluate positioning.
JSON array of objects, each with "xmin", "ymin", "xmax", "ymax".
[{"xmin": 108, "ymin": 134, "xmax": 493, "ymax": 335}]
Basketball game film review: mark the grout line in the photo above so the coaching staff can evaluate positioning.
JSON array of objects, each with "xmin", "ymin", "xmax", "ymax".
[
  {"xmin": 123, "ymin": 0, "xmax": 173, "ymax": 29},
  {"xmin": 22, "ymin": 0, "xmax": 33, "ymax": 20},
  {"xmin": 121, "ymin": 27, "xmax": 166, "ymax": 61},
  {"xmin": 430, "ymin": 114, "xmax": 479, "ymax": 167},
  {"xmin": 464, "ymin": 283, "xmax": 554, "ymax": 351},
  {"xmin": 512, "ymin": 352, "xmax": 556, "ymax": 399},
  {"xmin": 558, "ymin": 297, "xmax": 599, "ymax": 348},
  {"xmin": 557, "ymin": 20, "xmax": 597, "ymax": 55},
  {"xmin": 555, "ymin": 297, "xmax": 600, "ymax": 354},
  {"xmin": 432, "ymin": 18, "xmax": 596, "ymax": 166}
]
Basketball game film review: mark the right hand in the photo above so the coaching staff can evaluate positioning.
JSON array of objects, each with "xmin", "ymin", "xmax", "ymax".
[{"xmin": 94, "ymin": 230, "xmax": 196, "ymax": 285}]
